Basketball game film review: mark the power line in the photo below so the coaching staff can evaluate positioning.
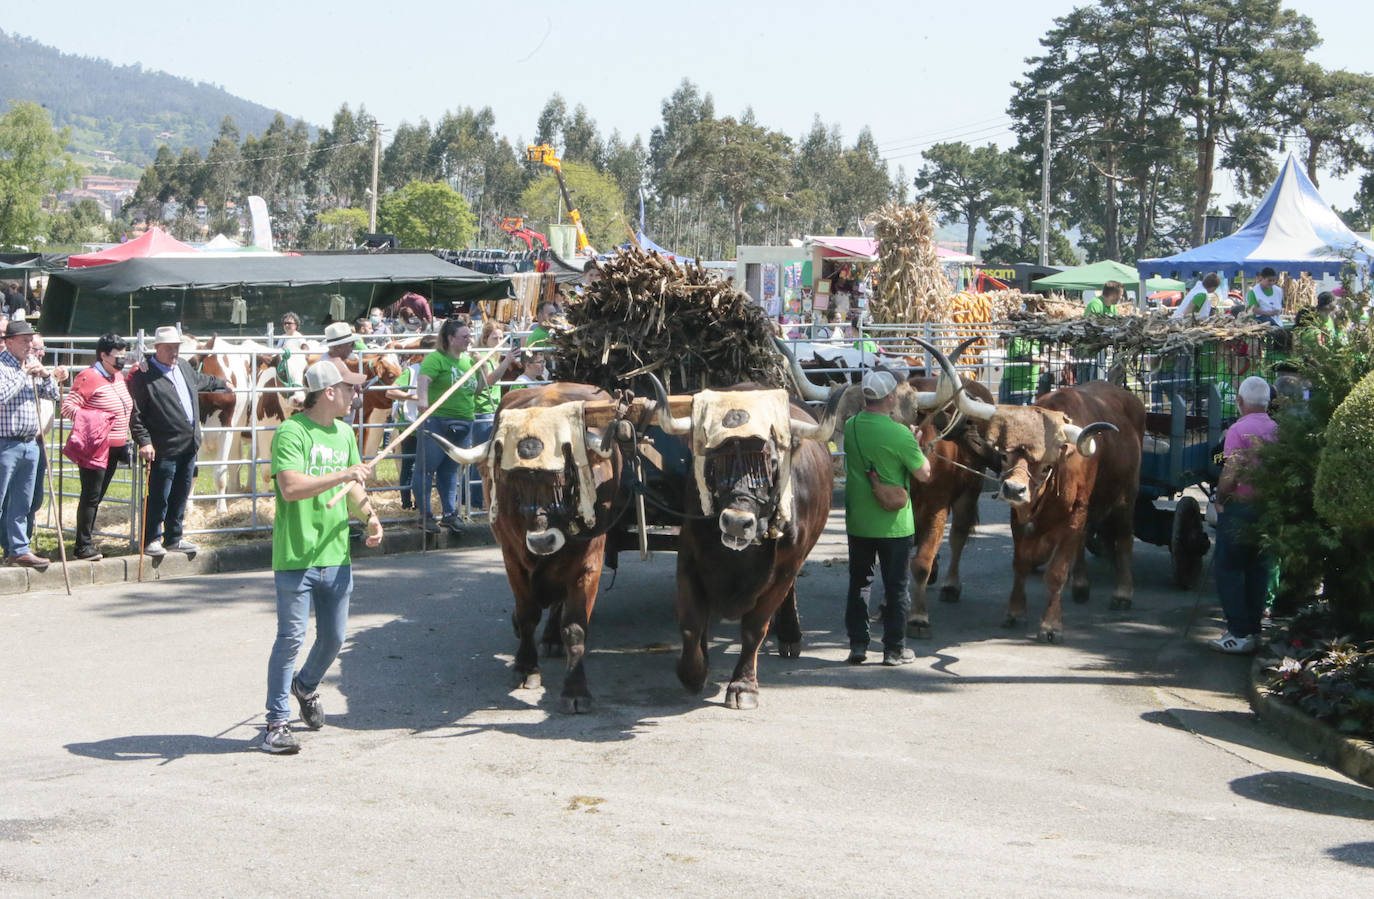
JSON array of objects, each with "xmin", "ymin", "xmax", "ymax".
[
  {"xmin": 876, "ymin": 115, "xmax": 1014, "ymax": 150},
  {"xmin": 141, "ymin": 135, "xmax": 379, "ymax": 169},
  {"xmin": 881, "ymin": 123, "xmax": 1019, "ymax": 161}
]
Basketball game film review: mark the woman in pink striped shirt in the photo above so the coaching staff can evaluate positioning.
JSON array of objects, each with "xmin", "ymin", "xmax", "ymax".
[{"xmin": 61, "ymin": 334, "xmax": 134, "ymax": 561}]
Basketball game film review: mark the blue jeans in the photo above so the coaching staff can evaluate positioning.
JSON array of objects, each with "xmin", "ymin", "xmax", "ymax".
[
  {"xmin": 411, "ymin": 417, "xmax": 471, "ymax": 521},
  {"xmin": 846, "ymin": 534, "xmax": 914, "ymax": 652},
  {"xmin": 468, "ymin": 414, "xmax": 494, "ymax": 509},
  {"xmin": 1214, "ymin": 503, "xmax": 1273, "ymax": 639},
  {"xmin": 145, "ymin": 451, "xmax": 196, "ymax": 546},
  {"xmin": 0, "ymin": 437, "xmax": 40, "ymax": 556},
  {"xmin": 266, "ymin": 565, "xmax": 353, "ymax": 725}
]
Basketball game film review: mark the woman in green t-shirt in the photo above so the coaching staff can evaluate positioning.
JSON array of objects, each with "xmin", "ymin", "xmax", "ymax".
[{"xmin": 410, "ymin": 317, "xmax": 516, "ymax": 530}]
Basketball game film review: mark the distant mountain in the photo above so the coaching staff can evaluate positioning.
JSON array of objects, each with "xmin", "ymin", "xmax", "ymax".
[{"xmin": 0, "ymin": 30, "xmax": 310, "ymax": 177}]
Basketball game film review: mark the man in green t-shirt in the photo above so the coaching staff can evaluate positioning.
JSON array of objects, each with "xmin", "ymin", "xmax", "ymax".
[
  {"xmin": 262, "ymin": 360, "xmax": 383, "ymax": 755},
  {"xmin": 1084, "ymin": 280, "xmax": 1122, "ymax": 317},
  {"xmin": 843, "ymin": 370, "xmax": 932, "ymax": 666},
  {"xmin": 1246, "ymin": 267, "xmax": 1284, "ymax": 324},
  {"xmin": 525, "ymin": 300, "xmax": 560, "ymax": 349}
]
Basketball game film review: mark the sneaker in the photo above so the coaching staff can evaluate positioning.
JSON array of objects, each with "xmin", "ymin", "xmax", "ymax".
[
  {"xmin": 291, "ymin": 676, "xmax": 326, "ymax": 729},
  {"xmin": 846, "ymin": 645, "xmax": 868, "ymax": 665},
  {"xmin": 260, "ymin": 722, "xmax": 300, "ymax": 755},
  {"xmin": 882, "ymin": 648, "xmax": 916, "ymax": 666},
  {"xmin": 419, "ymin": 518, "xmax": 440, "ymax": 534},
  {"xmin": 1209, "ymin": 632, "xmax": 1258, "ymax": 654},
  {"xmin": 167, "ymin": 539, "xmax": 199, "ymax": 554},
  {"xmin": 143, "ymin": 540, "xmax": 166, "ymax": 557},
  {"xmin": 440, "ymin": 514, "xmax": 465, "ymax": 536},
  {"xmin": 74, "ymin": 547, "xmax": 103, "ymax": 562}
]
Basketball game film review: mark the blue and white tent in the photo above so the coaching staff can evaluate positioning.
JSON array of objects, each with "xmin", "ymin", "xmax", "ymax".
[{"xmin": 1139, "ymin": 154, "xmax": 1374, "ymax": 280}]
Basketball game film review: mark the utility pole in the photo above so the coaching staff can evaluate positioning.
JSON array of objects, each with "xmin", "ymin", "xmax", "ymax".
[
  {"xmin": 1039, "ymin": 94, "xmax": 1053, "ymax": 267},
  {"xmin": 368, "ymin": 120, "xmax": 380, "ymax": 233}
]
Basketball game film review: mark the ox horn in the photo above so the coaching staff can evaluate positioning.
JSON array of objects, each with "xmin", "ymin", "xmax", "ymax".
[
  {"xmin": 426, "ymin": 429, "xmax": 490, "ymax": 465},
  {"xmin": 1060, "ymin": 420, "xmax": 1119, "ymax": 457},
  {"xmin": 647, "ymin": 373, "xmax": 693, "ymax": 435},
  {"xmin": 773, "ymin": 337, "xmax": 831, "ymax": 402},
  {"xmin": 913, "ymin": 336, "xmax": 997, "ymax": 422},
  {"xmin": 789, "ymin": 384, "xmax": 846, "ymax": 443}
]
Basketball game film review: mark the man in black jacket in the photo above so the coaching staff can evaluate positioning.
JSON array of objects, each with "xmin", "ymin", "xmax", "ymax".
[{"xmin": 128, "ymin": 326, "xmax": 230, "ymax": 556}]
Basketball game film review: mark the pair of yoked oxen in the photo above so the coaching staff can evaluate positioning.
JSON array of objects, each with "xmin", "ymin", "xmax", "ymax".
[{"xmin": 431, "ymin": 338, "xmax": 1144, "ymax": 712}]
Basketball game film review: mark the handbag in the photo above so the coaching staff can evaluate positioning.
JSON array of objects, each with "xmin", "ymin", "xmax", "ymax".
[{"xmin": 852, "ymin": 417, "xmax": 909, "ymax": 512}]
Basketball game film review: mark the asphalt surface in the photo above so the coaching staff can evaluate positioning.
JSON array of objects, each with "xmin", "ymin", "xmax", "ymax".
[{"xmin": 4, "ymin": 496, "xmax": 1373, "ymax": 895}]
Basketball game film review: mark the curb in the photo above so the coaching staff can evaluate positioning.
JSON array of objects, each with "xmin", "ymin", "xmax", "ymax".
[
  {"xmin": 1247, "ymin": 657, "xmax": 1374, "ymax": 789},
  {"xmin": 1, "ymin": 524, "xmax": 497, "ymax": 596}
]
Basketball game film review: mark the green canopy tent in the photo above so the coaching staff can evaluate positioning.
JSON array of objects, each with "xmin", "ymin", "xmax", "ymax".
[
  {"xmin": 40, "ymin": 253, "xmax": 514, "ymax": 335},
  {"xmin": 1031, "ymin": 259, "xmax": 1184, "ymax": 294}
]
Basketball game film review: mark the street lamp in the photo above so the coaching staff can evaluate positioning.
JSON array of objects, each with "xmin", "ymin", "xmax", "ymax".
[{"xmin": 1039, "ymin": 91, "xmax": 1066, "ymax": 267}]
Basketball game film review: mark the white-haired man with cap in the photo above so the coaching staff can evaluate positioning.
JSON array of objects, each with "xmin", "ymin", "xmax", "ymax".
[
  {"xmin": 127, "ymin": 325, "xmax": 229, "ymax": 557},
  {"xmin": 262, "ymin": 359, "xmax": 382, "ymax": 755},
  {"xmin": 842, "ymin": 369, "xmax": 933, "ymax": 666},
  {"xmin": 0, "ymin": 321, "xmax": 67, "ymax": 569},
  {"xmin": 1211, "ymin": 375, "xmax": 1279, "ymax": 654}
]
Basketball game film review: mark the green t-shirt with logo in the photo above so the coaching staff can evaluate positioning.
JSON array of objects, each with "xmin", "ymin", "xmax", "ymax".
[
  {"xmin": 475, "ymin": 359, "xmax": 500, "ymax": 415},
  {"xmin": 271, "ymin": 413, "xmax": 361, "ymax": 571},
  {"xmin": 420, "ymin": 350, "xmax": 477, "ymax": 420},
  {"xmin": 843, "ymin": 411, "xmax": 926, "ymax": 539}
]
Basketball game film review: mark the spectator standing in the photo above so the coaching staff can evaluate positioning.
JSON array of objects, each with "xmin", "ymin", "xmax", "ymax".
[
  {"xmin": 1211, "ymin": 376, "xmax": 1279, "ymax": 654},
  {"xmin": 261, "ymin": 360, "xmax": 382, "ymax": 755},
  {"xmin": 0, "ymin": 322, "xmax": 67, "ymax": 569},
  {"xmin": 3, "ymin": 282, "xmax": 27, "ymax": 319},
  {"xmin": 390, "ymin": 292, "xmax": 433, "ymax": 329},
  {"xmin": 1177, "ymin": 273, "xmax": 1225, "ymax": 318},
  {"xmin": 1245, "ymin": 268, "xmax": 1285, "ymax": 324},
  {"xmin": 1084, "ymin": 281, "xmax": 1122, "ymax": 317},
  {"xmin": 60, "ymin": 333, "xmax": 134, "ymax": 561},
  {"xmin": 512, "ymin": 351, "xmax": 547, "ymax": 386},
  {"xmin": 525, "ymin": 300, "xmax": 560, "ymax": 349},
  {"xmin": 127, "ymin": 326, "xmax": 229, "ymax": 557},
  {"xmin": 842, "ymin": 370, "xmax": 932, "ymax": 666},
  {"xmin": 383, "ymin": 336, "xmax": 436, "ymax": 509},
  {"xmin": 469, "ymin": 320, "xmax": 516, "ymax": 510},
  {"xmin": 26, "ymin": 333, "xmax": 56, "ymax": 545},
  {"xmin": 276, "ymin": 312, "xmax": 307, "ymax": 351}
]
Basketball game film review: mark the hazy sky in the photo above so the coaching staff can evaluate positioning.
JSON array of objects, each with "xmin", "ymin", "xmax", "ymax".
[{"xmin": 6, "ymin": 0, "xmax": 1372, "ymax": 205}]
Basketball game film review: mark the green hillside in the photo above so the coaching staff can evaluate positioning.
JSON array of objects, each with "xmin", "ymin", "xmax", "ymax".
[{"xmin": 0, "ymin": 30, "xmax": 310, "ymax": 177}]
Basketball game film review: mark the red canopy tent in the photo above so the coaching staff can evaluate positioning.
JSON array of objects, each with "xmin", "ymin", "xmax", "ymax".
[{"xmin": 67, "ymin": 228, "xmax": 200, "ymax": 268}]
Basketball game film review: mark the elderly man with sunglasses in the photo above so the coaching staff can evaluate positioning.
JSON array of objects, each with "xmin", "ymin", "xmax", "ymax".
[{"xmin": 0, "ymin": 322, "xmax": 68, "ymax": 569}]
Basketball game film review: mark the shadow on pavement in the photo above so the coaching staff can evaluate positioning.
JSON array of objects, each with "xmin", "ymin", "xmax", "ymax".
[
  {"xmin": 1229, "ymin": 771, "xmax": 1374, "ymax": 819},
  {"xmin": 1326, "ymin": 842, "xmax": 1374, "ymax": 867},
  {"xmin": 65, "ymin": 733, "xmax": 256, "ymax": 763}
]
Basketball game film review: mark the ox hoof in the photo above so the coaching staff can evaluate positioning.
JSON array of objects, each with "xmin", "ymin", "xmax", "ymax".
[
  {"xmin": 1072, "ymin": 586, "xmax": 1091, "ymax": 604},
  {"xmin": 560, "ymin": 694, "xmax": 593, "ymax": 714},
  {"xmin": 516, "ymin": 670, "xmax": 542, "ymax": 690},
  {"xmin": 540, "ymin": 640, "xmax": 565, "ymax": 659},
  {"xmin": 907, "ymin": 620, "xmax": 932, "ymax": 640},
  {"xmin": 1110, "ymin": 597, "xmax": 1132, "ymax": 611},
  {"xmin": 724, "ymin": 685, "xmax": 759, "ymax": 711},
  {"xmin": 1037, "ymin": 629, "xmax": 1061, "ymax": 644},
  {"xmin": 938, "ymin": 585, "xmax": 962, "ymax": 604},
  {"xmin": 776, "ymin": 639, "xmax": 802, "ymax": 659}
]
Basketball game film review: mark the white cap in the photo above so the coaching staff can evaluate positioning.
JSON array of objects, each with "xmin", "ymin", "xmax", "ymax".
[
  {"xmin": 154, "ymin": 325, "xmax": 182, "ymax": 345},
  {"xmin": 304, "ymin": 359, "xmax": 365, "ymax": 392},
  {"xmin": 323, "ymin": 321, "xmax": 355, "ymax": 347},
  {"xmin": 861, "ymin": 370, "xmax": 898, "ymax": 401}
]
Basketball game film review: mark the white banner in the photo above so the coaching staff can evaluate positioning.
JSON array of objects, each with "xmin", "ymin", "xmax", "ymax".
[{"xmin": 247, "ymin": 195, "xmax": 273, "ymax": 251}]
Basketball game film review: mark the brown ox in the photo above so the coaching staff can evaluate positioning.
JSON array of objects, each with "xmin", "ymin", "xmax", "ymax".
[
  {"xmin": 430, "ymin": 383, "xmax": 626, "ymax": 713},
  {"xmin": 783, "ymin": 338, "xmax": 999, "ymax": 638},
  {"xmin": 195, "ymin": 337, "xmax": 279, "ymax": 514},
  {"xmin": 649, "ymin": 376, "xmax": 841, "ymax": 709},
  {"xmin": 925, "ymin": 341, "xmax": 1144, "ymax": 642}
]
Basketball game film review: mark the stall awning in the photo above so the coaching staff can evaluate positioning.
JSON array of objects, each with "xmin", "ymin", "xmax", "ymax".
[
  {"xmin": 806, "ymin": 236, "xmax": 878, "ymax": 260},
  {"xmin": 67, "ymin": 228, "xmax": 200, "ymax": 268}
]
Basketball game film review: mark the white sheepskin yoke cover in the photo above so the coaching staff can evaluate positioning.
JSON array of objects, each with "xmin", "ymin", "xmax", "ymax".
[
  {"xmin": 690, "ymin": 389, "xmax": 794, "ymax": 537},
  {"xmin": 492, "ymin": 402, "xmax": 598, "ymax": 528}
]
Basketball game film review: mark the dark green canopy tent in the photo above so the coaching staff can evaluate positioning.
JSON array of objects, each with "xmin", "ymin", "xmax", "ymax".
[{"xmin": 39, "ymin": 253, "xmax": 514, "ymax": 335}]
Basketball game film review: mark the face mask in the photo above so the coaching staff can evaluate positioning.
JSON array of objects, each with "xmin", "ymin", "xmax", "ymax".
[
  {"xmin": 110, "ymin": 354, "xmax": 127, "ymax": 371},
  {"xmin": 370, "ymin": 316, "xmax": 381, "ymax": 325}
]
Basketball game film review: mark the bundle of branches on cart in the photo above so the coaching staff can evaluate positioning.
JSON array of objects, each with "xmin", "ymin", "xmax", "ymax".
[
  {"xmin": 871, "ymin": 202, "xmax": 954, "ymax": 323},
  {"xmin": 549, "ymin": 246, "xmax": 787, "ymax": 394},
  {"xmin": 999, "ymin": 309, "xmax": 1281, "ymax": 355},
  {"xmin": 1020, "ymin": 292, "xmax": 1087, "ymax": 320}
]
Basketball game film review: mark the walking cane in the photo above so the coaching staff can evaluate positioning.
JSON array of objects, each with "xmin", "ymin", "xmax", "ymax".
[
  {"xmin": 33, "ymin": 379, "xmax": 71, "ymax": 595},
  {"xmin": 137, "ymin": 455, "xmax": 150, "ymax": 583}
]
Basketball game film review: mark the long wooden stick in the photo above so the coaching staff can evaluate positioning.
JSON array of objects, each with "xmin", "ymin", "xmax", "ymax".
[
  {"xmin": 137, "ymin": 457, "xmax": 150, "ymax": 582},
  {"xmin": 34, "ymin": 381, "xmax": 70, "ymax": 595},
  {"xmin": 325, "ymin": 342, "xmax": 507, "ymax": 510}
]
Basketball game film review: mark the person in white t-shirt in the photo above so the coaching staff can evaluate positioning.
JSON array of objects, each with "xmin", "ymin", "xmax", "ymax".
[{"xmin": 1245, "ymin": 267, "xmax": 1284, "ymax": 324}]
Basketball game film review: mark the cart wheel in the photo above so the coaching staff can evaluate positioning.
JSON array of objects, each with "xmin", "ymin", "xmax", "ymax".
[{"xmin": 1170, "ymin": 495, "xmax": 1209, "ymax": 589}]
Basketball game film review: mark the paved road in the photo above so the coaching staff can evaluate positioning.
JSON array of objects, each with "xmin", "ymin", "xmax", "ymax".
[{"xmin": 4, "ymin": 499, "xmax": 1372, "ymax": 894}]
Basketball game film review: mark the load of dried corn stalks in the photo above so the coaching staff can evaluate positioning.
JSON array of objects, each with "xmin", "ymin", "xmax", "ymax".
[
  {"xmin": 870, "ymin": 202, "xmax": 954, "ymax": 323},
  {"xmin": 548, "ymin": 247, "xmax": 787, "ymax": 394}
]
